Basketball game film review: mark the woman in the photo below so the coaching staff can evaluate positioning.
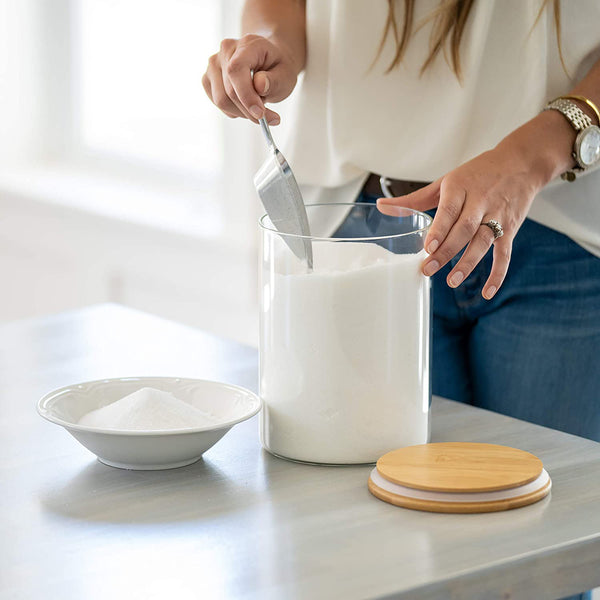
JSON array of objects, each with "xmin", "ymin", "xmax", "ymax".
[{"xmin": 204, "ymin": 3, "xmax": 599, "ymax": 595}]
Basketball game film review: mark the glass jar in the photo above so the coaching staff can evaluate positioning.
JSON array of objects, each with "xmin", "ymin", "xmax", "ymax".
[{"xmin": 259, "ymin": 202, "xmax": 431, "ymax": 464}]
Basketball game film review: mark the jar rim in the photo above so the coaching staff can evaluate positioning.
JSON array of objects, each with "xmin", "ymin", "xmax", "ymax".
[{"xmin": 258, "ymin": 202, "xmax": 432, "ymax": 242}]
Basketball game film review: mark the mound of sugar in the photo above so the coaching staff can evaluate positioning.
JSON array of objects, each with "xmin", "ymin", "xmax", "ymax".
[{"xmin": 78, "ymin": 387, "xmax": 221, "ymax": 431}]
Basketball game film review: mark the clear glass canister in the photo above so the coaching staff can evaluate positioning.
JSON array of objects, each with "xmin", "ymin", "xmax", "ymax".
[{"xmin": 259, "ymin": 202, "xmax": 432, "ymax": 464}]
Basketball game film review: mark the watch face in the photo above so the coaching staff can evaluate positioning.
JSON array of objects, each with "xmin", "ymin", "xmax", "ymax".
[{"xmin": 577, "ymin": 126, "xmax": 600, "ymax": 167}]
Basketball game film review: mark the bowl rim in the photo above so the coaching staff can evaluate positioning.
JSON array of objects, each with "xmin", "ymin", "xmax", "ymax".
[{"xmin": 37, "ymin": 376, "xmax": 262, "ymax": 436}]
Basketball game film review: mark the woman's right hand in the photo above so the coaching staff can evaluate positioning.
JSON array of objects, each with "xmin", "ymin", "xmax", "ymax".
[{"xmin": 202, "ymin": 34, "xmax": 301, "ymax": 125}]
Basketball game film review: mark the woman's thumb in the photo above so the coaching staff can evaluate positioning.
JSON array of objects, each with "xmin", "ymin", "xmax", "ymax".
[
  {"xmin": 253, "ymin": 66, "xmax": 297, "ymax": 103},
  {"xmin": 253, "ymin": 71, "xmax": 271, "ymax": 97}
]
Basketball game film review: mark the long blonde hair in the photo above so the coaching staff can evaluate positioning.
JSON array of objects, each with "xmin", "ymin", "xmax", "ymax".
[{"xmin": 376, "ymin": 0, "xmax": 566, "ymax": 80}]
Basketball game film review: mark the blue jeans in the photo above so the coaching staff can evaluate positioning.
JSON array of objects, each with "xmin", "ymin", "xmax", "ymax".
[
  {"xmin": 339, "ymin": 192, "xmax": 600, "ymax": 600},
  {"xmin": 431, "ymin": 216, "xmax": 600, "ymax": 437}
]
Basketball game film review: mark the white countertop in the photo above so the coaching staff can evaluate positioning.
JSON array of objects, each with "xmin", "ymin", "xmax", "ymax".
[{"xmin": 1, "ymin": 304, "xmax": 599, "ymax": 599}]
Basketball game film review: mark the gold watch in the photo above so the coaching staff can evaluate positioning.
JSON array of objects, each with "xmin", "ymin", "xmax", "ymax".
[{"xmin": 544, "ymin": 97, "xmax": 600, "ymax": 181}]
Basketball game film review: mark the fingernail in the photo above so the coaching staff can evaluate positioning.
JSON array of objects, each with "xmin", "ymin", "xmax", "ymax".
[
  {"xmin": 262, "ymin": 76, "xmax": 270, "ymax": 94},
  {"xmin": 427, "ymin": 239, "xmax": 439, "ymax": 254},
  {"xmin": 423, "ymin": 260, "xmax": 439, "ymax": 277},
  {"xmin": 268, "ymin": 115, "xmax": 280, "ymax": 125},
  {"xmin": 249, "ymin": 105, "xmax": 263, "ymax": 119},
  {"xmin": 449, "ymin": 271, "xmax": 464, "ymax": 288},
  {"xmin": 483, "ymin": 285, "xmax": 497, "ymax": 299}
]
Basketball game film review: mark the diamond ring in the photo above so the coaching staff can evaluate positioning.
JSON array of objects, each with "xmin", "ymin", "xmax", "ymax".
[{"xmin": 482, "ymin": 219, "xmax": 504, "ymax": 240}]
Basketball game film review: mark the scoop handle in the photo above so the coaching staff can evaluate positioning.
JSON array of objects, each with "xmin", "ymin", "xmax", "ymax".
[{"xmin": 259, "ymin": 118, "xmax": 276, "ymax": 151}]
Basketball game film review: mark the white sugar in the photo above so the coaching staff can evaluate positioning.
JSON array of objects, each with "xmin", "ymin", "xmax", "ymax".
[
  {"xmin": 78, "ymin": 387, "xmax": 221, "ymax": 431},
  {"xmin": 260, "ymin": 241, "xmax": 430, "ymax": 464}
]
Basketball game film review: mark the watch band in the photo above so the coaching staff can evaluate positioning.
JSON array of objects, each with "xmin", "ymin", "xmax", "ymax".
[
  {"xmin": 544, "ymin": 98, "xmax": 593, "ymax": 131},
  {"xmin": 560, "ymin": 95, "xmax": 600, "ymax": 125},
  {"xmin": 543, "ymin": 97, "xmax": 595, "ymax": 181}
]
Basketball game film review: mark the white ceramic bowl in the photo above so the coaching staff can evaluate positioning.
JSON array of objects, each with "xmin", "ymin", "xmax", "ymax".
[{"xmin": 37, "ymin": 376, "xmax": 261, "ymax": 470}]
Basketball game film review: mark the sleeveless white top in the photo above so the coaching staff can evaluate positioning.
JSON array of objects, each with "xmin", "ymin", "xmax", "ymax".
[{"xmin": 277, "ymin": 0, "xmax": 600, "ymax": 255}]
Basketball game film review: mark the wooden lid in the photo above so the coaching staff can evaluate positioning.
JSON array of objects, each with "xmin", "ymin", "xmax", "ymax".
[
  {"xmin": 376, "ymin": 442, "xmax": 544, "ymax": 493},
  {"xmin": 368, "ymin": 470, "xmax": 552, "ymax": 513}
]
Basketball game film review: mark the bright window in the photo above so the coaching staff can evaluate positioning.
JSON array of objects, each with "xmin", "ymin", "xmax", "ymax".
[
  {"xmin": 75, "ymin": 0, "xmax": 223, "ymax": 177},
  {"xmin": 0, "ymin": 0, "xmax": 260, "ymax": 241}
]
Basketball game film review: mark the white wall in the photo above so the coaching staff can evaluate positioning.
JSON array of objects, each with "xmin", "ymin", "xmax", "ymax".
[
  {"xmin": 0, "ymin": 0, "xmax": 262, "ymax": 347},
  {"xmin": 0, "ymin": 178, "xmax": 260, "ymax": 346}
]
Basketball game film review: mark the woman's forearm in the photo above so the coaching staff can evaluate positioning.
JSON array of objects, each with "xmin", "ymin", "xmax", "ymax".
[
  {"xmin": 497, "ymin": 56, "xmax": 600, "ymax": 188},
  {"xmin": 378, "ymin": 55, "xmax": 600, "ymax": 300},
  {"xmin": 570, "ymin": 57, "xmax": 600, "ymax": 119},
  {"xmin": 242, "ymin": 0, "xmax": 307, "ymax": 75}
]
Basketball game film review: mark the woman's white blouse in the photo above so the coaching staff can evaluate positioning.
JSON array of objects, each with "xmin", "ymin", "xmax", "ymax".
[{"xmin": 277, "ymin": 0, "xmax": 600, "ymax": 255}]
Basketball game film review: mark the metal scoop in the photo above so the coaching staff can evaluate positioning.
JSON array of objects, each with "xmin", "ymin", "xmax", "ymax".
[{"xmin": 254, "ymin": 118, "xmax": 313, "ymax": 269}]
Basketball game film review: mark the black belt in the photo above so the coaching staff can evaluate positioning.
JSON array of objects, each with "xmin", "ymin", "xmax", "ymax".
[{"xmin": 363, "ymin": 173, "xmax": 430, "ymax": 198}]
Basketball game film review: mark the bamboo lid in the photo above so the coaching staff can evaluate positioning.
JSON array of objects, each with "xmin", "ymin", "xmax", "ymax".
[
  {"xmin": 368, "ymin": 442, "xmax": 552, "ymax": 513},
  {"xmin": 376, "ymin": 442, "xmax": 543, "ymax": 492}
]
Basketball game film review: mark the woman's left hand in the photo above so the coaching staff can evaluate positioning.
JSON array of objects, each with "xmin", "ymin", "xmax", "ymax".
[{"xmin": 377, "ymin": 110, "xmax": 574, "ymax": 299}]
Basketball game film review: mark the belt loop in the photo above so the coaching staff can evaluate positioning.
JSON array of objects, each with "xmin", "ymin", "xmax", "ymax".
[{"xmin": 379, "ymin": 176, "xmax": 394, "ymax": 198}]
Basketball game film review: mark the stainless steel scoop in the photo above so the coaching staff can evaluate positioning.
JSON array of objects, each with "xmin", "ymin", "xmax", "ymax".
[{"xmin": 254, "ymin": 118, "xmax": 313, "ymax": 269}]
